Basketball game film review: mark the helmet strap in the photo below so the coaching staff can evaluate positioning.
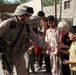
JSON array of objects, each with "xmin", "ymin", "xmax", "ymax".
[{"xmin": 16, "ymin": 16, "xmax": 25, "ymax": 23}]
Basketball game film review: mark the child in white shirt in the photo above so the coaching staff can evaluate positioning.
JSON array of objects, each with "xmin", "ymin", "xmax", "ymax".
[{"xmin": 45, "ymin": 15, "xmax": 62, "ymax": 75}]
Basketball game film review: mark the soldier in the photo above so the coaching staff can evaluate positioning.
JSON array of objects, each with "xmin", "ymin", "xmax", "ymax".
[{"xmin": 0, "ymin": 4, "xmax": 52, "ymax": 75}]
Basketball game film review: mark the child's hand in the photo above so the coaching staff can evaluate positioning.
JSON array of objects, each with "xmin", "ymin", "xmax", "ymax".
[
  {"xmin": 63, "ymin": 60, "xmax": 69, "ymax": 65},
  {"xmin": 45, "ymin": 50, "xmax": 50, "ymax": 55},
  {"xmin": 47, "ymin": 46, "xmax": 55, "ymax": 52},
  {"xmin": 56, "ymin": 46, "xmax": 61, "ymax": 52},
  {"xmin": 51, "ymin": 47, "xmax": 55, "ymax": 52},
  {"xmin": 53, "ymin": 49, "xmax": 59, "ymax": 55}
]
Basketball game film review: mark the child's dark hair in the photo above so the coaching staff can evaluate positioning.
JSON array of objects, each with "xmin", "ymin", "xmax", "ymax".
[
  {"xmin": 69, "ymin": 26, "xmax": 76, "ymax": 34},
  {"xmin": 47, "ymin": 15, "xmax": 55, "ymax": 21},
  {"xmin": 37, "ymin": 11, "xmax": 45, "ymax": 17}
]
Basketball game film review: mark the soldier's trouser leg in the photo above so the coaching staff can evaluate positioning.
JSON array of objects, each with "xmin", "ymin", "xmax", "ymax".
[
  {"xmin": 3, "ymin": 64, "xmax": 14, "ymax": 75},
  {"xmin": 14, "ymin": 54, "xmax": 28, "ymax": 75}
]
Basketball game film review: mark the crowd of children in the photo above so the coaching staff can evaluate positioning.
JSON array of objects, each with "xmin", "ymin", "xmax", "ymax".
[{"xmin": 25, "ymin": 11, "xmax": 76, "ymax": 75}]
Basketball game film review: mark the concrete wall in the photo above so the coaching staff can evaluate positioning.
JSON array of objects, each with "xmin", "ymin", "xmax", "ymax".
[
  {"xmin": 43, "ymin": 0, "xmax": 76, "ymax": 26},
  {"xmin": 43, "ymin": 0, "xmax": 73, "ymax": 18}
]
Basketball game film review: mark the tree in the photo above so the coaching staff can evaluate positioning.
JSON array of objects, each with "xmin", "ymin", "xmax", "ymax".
[
  {"xmin": 0, "ymin": 0, "xmax": 6, "ymax": 4},
  {"xmin": 14, "ymin": 0, "xmax": 59, "ymax": 6},
  {"xmin": 0, "ymin": 0, "xmax": 59, "ymax": 6},
  {"xmin": 14, "ymin": 0, "xmax": 27, "ymax": 3},
  {"xmin": 42, "ymin": 0, "xmax": 59, "ymax": 7},
  {"xmin": 0, "ymin": 0, "xmax": 15, "ymax": 4}
]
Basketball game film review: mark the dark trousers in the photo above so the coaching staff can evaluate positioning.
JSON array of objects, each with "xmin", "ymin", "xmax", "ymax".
[
  {"xmin": 62, "ymin": 64, "xmax": 70, "ymax": 75},
  {"xmin": 39, "ymin": 53, "xmax": 44, "ymax": 67},
  {"xmin": 32, "ymin": 49, "xmax": 35, "ymax": 62},
  {"xmin": 44, "ymin": 53, "xmax": 51, "ymax": 72},
  {"xmin": 36, "ymin": 53, "xmax": 44, "ymax": 67}
]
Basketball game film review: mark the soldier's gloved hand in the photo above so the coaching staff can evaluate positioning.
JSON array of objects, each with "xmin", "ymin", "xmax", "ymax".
[{"xmin": 46, "ymin": 45, "xmax": 54, "ymax": 52}]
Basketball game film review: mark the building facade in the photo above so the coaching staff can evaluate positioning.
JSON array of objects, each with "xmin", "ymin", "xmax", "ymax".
[{"xmin": 43, "ymin": 0, "xmax": 76, "ymax": 26}]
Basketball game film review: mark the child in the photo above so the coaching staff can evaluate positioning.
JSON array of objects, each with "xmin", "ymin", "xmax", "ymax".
[
  {"xmin": 32, "ymin": 32, "xmax": 45, "ymax": 70},
  {"xmin": 58, "ymin": 26, "xmax": 76, "ymax": 75},
  {"xmin": 45, "ymin": 15, "xmax": 62, "ymax": 75},
  {"xmin": 37, "ymin": 11, "xmax": 48, "ymax": 34},
  {"xmin": 25, "ymin": 40, "xmax": 35, "ymax": 74}
]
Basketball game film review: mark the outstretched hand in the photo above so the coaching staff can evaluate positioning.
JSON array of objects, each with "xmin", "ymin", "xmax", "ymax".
[
  {"xmin": 57, "ymin": 42, "xmax": 70, "ymax": 49},
  {"xmin": 47, "ymin": 46, "xmax": 54, "ymax": 52},
  {"xmin": 63, "ymin": 60, "xmax": 69, "ymax": 65}
]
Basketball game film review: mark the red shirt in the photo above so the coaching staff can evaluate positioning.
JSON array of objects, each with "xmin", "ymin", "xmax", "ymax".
[{"xmin": 32, "ymin": 41, "xmax": 43, "ymax": 56}]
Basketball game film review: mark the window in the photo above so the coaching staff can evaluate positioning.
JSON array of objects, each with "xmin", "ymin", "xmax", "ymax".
[{"xmin": 64, "ymin": 1, "xmax": 70, "ymax": 9}]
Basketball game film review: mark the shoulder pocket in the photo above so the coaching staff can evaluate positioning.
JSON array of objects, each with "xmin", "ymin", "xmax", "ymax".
[{"xmin": 10, "ymin": 21, "xmax": 16, "ymax": 29}]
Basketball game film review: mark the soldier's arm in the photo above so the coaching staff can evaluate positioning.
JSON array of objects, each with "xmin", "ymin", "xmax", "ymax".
[
  {"xmin": 0, "ymin": 20, "xmax": 10, "ymax": 37},
  {"xmin": 28, "ymin": 27, "xmax": 51, "ymax": 50}
]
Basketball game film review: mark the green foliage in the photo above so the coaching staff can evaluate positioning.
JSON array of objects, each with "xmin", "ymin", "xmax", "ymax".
[
  {"xmin": 14, "ymin": 0, "xmax": 27, "ymax": 3},
  {"xmin": 0, "ymin": 0, "xmax": 15, "ymax": 4},
  {"xmin": 0, "ymin": 0, "xmax": 6, "ymax": 4},
  {"xmin": 42, "ymin": 0, "xmax": 54, "ymax": 7},
  {"xmin": 42, "ymin": 0, "xmax": 60, "ymax": 7},
  {"xmin": 0, "ymin": 0, "xmax": 60, "ymax": 5}
]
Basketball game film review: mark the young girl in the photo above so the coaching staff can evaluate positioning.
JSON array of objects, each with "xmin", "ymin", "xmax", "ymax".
[
  {"xmin": 32, "ymin": 32, "xmax": 45, "ymax": 70},
  {"xmin": 45, "ymin": 15, "xmax": 62, "ymax": 75}
]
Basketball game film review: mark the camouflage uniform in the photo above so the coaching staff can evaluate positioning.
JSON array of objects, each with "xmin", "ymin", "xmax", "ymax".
[{"xmin": 0, "ymin": 4, "xmax": 51, "ymax": 75}]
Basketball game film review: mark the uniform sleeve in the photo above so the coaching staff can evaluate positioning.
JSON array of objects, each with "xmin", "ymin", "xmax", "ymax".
[
  {"xmin": 0, "ymin": 20, "xmax": 10, "ymax": 37},
  {"xmin": 28, "ymin": 27, "xmax": 48, "ymax": 50}
]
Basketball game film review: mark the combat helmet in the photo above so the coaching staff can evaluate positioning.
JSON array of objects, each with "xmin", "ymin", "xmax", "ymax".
[{"xmin": 14, "ymin": 4, "xmax": 34, "ymax": 16}]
